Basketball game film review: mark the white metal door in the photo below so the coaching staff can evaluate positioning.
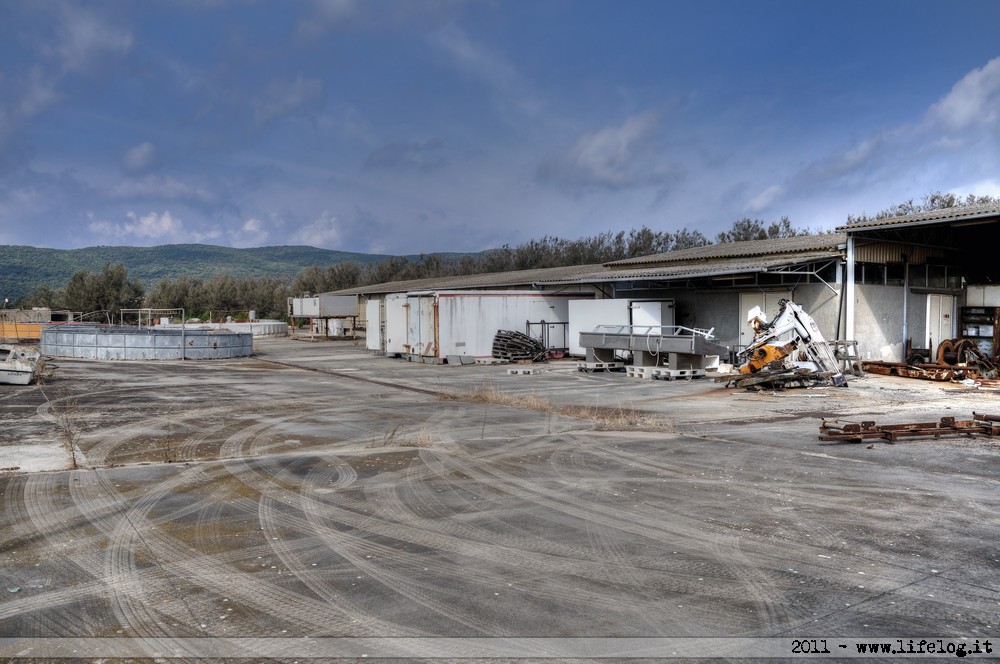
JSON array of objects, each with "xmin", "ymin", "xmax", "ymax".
[
  {"xmin": 405, "ymin": 296, "xmax": 436, "ymax": 356},
  {"xmin": 630, "ymin": 301, "xmax": 661, "ymax": 333},
  {"xmin": 926, "ymin": 294, "xmax": 955, "ymax": 349},
  {"xmin": 738, "ymin": 291, "xmax": 792, "ymax": 349},
  {"xmin": 629, "ymin": 300, "xmax": 675, "ymax": 333}
]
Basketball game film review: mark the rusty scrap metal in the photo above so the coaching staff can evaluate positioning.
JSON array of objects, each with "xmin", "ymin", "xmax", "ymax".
[
  {"xmin": 819, "ymin": 412, "xmax": 1000, "ymax": 443},
  {"xmin": 863, "ymin": 337, "xmax": 999, "ymax": 382}
]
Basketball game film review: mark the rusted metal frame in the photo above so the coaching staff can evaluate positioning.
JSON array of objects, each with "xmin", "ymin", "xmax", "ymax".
[{"xmin": 819, "ymin": 412, "xmax": 1000, "ymax": 443}]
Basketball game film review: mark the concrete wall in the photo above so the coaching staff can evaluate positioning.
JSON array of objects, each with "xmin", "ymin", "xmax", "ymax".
[
  {"xmin": 851, "ymin": 284, "xmax": 906, "ymax": 361},
  {"xmin": 42, "ymin": 326, "xmax": 253, "ymax": 360}
]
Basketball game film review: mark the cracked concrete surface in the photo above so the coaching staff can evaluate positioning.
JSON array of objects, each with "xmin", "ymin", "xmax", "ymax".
[{"xmin": 1, "ymin": 338, "xmax": 999, "ymax": 661}]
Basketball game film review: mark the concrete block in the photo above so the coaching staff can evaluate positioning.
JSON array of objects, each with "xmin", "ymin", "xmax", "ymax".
[{"xmin": 626, "ymin": 366, "xmax": 655, "ymax": 379}]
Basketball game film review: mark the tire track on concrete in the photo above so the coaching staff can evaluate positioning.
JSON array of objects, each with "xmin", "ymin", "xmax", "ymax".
[
  {"xmin": 71, "ymin": 460, "xmax": 394, "ymax": 636},
  {"xmin": 257, "ymin": 492, "xmax": 428, "ymax": 636},
  {"xmin": 227, "ymin": 451, "xmax": 648, "ymax": 626}
]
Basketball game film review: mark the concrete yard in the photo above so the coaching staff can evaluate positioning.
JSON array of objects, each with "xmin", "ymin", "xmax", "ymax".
[{"xmin": 1, "ymin": 337, "xmax": 999, "ymax": 661}]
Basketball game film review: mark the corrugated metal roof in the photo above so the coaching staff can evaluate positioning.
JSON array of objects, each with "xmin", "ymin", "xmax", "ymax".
[
  {"xmin": 836, "ymin": 203, "xmax": 1000, "ymax": 231},
  {"xmin": 536, "ymin": 250, "xmax": 843, "ymax": 285},
  {"xmin": 325, "ymin": 263, "xmax": 606, "ymax": 295},
  {"xmin": 327, "ymin": 235, "xmax": 845, "ymax": 295},
  {"xmin": 604, "ymin": 233, "xmax": 846, "ymax": 267}
]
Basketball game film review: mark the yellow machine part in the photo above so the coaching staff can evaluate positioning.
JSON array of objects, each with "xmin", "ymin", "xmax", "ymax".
[{"xmin": 739, "ymin": 342, "xmax": 795, "ymax": 374}]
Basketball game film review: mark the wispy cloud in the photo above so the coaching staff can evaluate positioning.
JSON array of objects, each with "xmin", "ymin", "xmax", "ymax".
[
  {"xmin": 430, "ymin": 24, "xmax": 541, "ymax": 115},
  {"xmin": 364, "ymin": 138, "xmax": 446, "ymax": 171},
  {"xmin": 290, "ymin": 211, "xmax": 342, "ymax": 247},
  {"xmin": 229, "ymin": 218, "xmax": 270, "ymax": 247},
  {"xmin": 46, "ymin": 5, "xmax": 133, "ymax": 74},
  {"xmin": 89, "ymin": 210, "xmax": 185, "ymax": 242},
  {"xmin": 745, "ymin": 185, "xmax": 785, "ymax": 214},
  {"xmin": 741, "ymin": 56, "xmax": 1000, "ymax": 223},
  {"xmin": 926, "ymin": 56, "xmax": 1000, "ymax": 132},
  {"xmin": 254, "ymin": 74, "xmax": 325, "ymax": 126},
  {"xmin": 537, "ymin": 112, "xmax": 679, "ymax": 195},
  {"xmin": 297, "ymin": 0, "xmax": 358, "ymax": 39},
  {"xmin": 19, "ymin": 66, "xmax": 61, "ymax": 118},
  {"xmin": 108, "ymin": 175, "xmax": 218, "ymax": 205},
  {"xmin": 122, "ymin": 142, "xmax": 158, "ymax": 174}
]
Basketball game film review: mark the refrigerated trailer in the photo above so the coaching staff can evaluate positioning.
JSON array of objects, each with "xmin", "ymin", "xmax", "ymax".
[{"xmin": 366, "ymin": 290, "xmax": 592, "ymax": 362}]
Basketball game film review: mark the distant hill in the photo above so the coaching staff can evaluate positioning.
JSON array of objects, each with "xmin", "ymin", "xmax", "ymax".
[{"xmin": 0, "ymin": 244, "xmax": 464, "ymax": 302}]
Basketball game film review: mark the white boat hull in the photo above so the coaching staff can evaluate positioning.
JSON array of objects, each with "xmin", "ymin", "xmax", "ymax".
[
  {"xmin": 0, "ymin": 345, "xmax": 40, "ymax": 385},
  {"xmin": 0, "ymin": 367, "xmax": 35, "ymax": 385}
]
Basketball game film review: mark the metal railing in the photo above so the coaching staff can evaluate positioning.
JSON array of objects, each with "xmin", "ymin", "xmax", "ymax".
[{"xmin": 590, "ymin": 324, "xmax": 716, "ymax": 339}]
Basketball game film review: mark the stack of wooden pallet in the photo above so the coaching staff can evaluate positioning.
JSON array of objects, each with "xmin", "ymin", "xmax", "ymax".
[{"xmin": 492, "ymin": 330, "xmax": 547, "ymax": 362}]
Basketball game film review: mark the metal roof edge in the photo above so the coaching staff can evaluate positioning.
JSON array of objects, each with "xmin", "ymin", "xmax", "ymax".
[{"xmin": 837, "ymin": 206, "xmax": 1000, "ymax": 231}]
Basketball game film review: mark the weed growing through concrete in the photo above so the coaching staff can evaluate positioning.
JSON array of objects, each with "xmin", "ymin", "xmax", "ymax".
[
  {"xmin": 33, "ymin": 357, "xmax": 55, "ymax": 384},
  {"xmin": 54, "ymin": 397, "xmax": 81, "ymax": 470},
  {"xmin": 441, "ymin": 384, "xmax": 671, "ymax": 431}
]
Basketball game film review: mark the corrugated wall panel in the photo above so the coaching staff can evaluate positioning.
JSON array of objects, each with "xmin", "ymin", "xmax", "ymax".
[{"xmin": 853, "ymin": 242, "xmax": 937, "ymax": 264}]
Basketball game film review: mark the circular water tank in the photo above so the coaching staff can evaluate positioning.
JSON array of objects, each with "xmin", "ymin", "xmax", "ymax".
[{"xmin": 41, "ymin": 325, "xmax": 253, "ymax": 361}]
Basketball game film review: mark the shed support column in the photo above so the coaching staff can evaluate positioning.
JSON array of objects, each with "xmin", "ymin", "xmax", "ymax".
[
  {"xmin": 846, "ymin": 235, "xmax": 856, "ymax": 349},
  {"xmin": 901, "ymin": 255, "xmax": 909, "ymax": 362}
]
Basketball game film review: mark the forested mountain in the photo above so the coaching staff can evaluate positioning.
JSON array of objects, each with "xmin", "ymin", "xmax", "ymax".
[{"xmin": 0, "ymin": 244, "xmax": 455, "ymax": 302}]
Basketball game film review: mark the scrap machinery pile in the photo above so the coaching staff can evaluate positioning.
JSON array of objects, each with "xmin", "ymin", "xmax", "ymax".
[
  {"xmin": 723, "ymin": 299, "xmax": 848, "ymax": 390},
  {"xmin": 864, "ymin": 338, "xmax": 999, "ymax": 383}
]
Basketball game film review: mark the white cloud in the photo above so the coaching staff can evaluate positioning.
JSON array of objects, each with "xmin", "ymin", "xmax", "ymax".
[
  {"xmin": 122, "ymin": 142, "xmax": 157, "ymax": 173},
  {"xmin": 290, "ymin": 211, "xmax": 341, "ymax": 247},
  {"xmin": 538, "ymin": 112, "xmax": 672, "ymax": 192},
  {"xmin": 791, "ymin": 56, "xmax": 1000, "ymax": 212},
  {"xmin": 229, "ymin": 218, "xmax": 270, "ymax": 248},
  {"xmin": 953, "ymin": 178, "xmax": 1000, "ymax": 199},
  {"xmin": 926, "ymin": 56, "xmax": 1000, "ymax": 131},
  {"xmin": 88, "ymin": 210, "xmax": 185, "ymax": 242},
  {"xmin": 254, "ymin": 74, "xmax": 325, "ymax": 126},
  {"xmin": 49, "ymin": 6, "xmax": 133, "ymax": 74},
  {"xmin": 745, "ymin": 184, "xmax": 784, "ymax": 214}
]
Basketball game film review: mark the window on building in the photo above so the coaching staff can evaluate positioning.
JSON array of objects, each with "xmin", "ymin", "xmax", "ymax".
[
  {"xmin": 854, "ymin": 263, "xmax": 886, "ymax": 285},
  {"xmin": 885, "ymin": 263, "xmax": 905, "ymax": 286}
]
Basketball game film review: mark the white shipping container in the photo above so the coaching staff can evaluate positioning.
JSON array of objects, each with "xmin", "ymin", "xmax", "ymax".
[
  {"xmin": 373, "ymin": 290, "xmax": 588, "ymax": 359},
  {"xmin": 436, "ymin": 292, "xmax": 576, "ymax": 358},
  {"xmin": 291, "ymin": 294, "xmax": 358, "ymax": 317},
  {"xmin": 365, "ymin": 299, "xmax": 382, "ymax": 351}
]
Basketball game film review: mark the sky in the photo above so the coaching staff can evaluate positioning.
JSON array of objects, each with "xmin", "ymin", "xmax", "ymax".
[{"xmin": 1, "ymin": 0, "xmax": 999, "ymax": 255}]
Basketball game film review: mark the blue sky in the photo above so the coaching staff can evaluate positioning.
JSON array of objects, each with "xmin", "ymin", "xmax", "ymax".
[{"xmin": 1, "ymin": 0, "xmax": 998, "ymax": 254}]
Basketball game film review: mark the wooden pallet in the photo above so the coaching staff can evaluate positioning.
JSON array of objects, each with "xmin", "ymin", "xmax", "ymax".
[{"xmin": 492, "ymin": 330, "xmax": 546, "ymax": 362}]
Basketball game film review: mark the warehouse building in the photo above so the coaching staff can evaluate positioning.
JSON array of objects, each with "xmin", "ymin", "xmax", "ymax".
[{"xmin": 326, "ymin": 202, "xmax": 1000, "ymax": 366}]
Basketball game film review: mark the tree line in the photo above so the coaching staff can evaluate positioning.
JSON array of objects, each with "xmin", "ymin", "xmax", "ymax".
[{"xmin": 19, "ymin": 193, "xmax": 994, "ymax": 321}]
